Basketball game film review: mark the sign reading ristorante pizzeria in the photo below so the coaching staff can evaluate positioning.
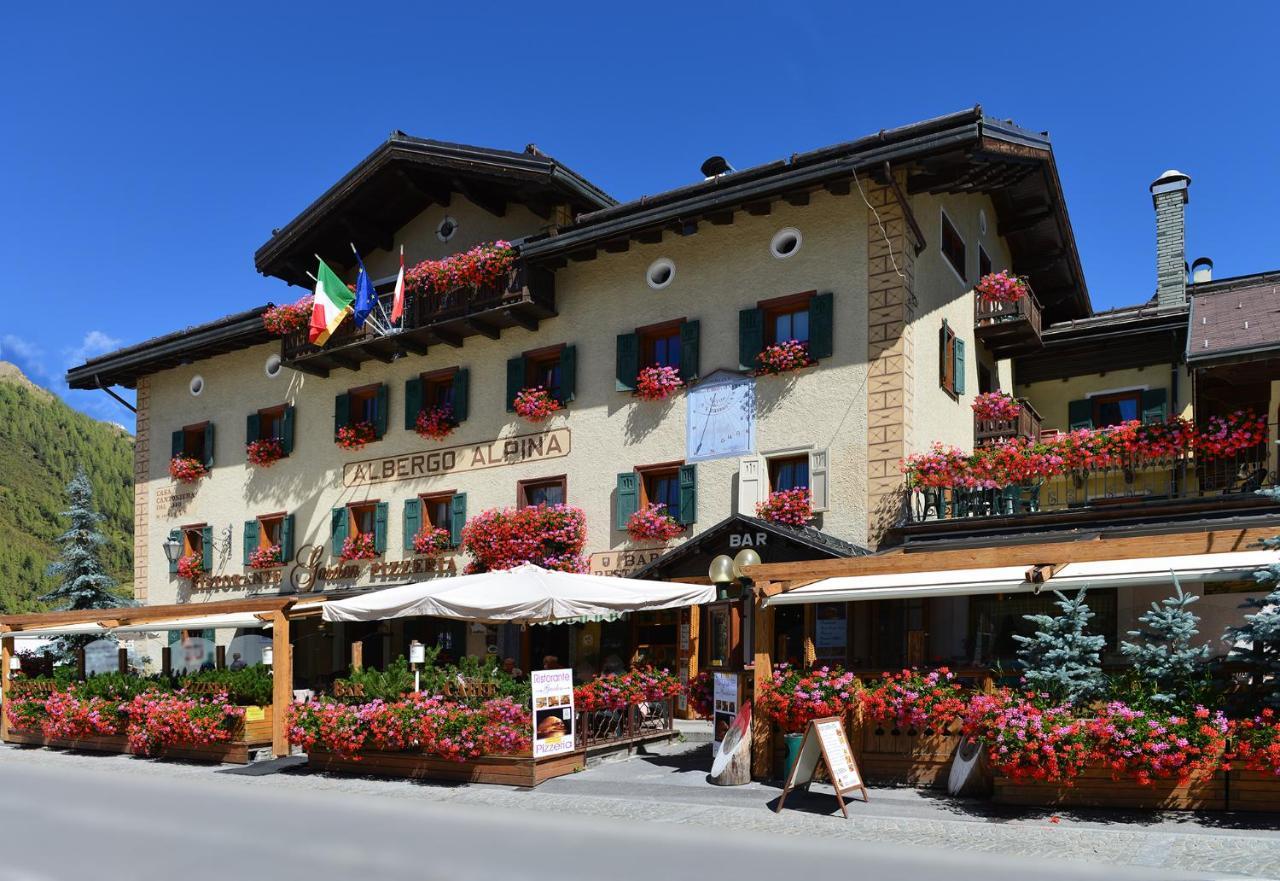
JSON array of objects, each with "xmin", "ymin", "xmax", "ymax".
[{"xmin": 342, "ymin": 428, "xmax": 571, "ymax": 487}]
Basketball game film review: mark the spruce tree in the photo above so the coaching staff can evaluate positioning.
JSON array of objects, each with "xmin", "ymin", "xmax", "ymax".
[
  {"xmin": 1120, "ymin": 576, "xmax": 1210, "ymax": 708},
  {"xmin": 1224, "ymin": 497, "xmax": 1280, "ymax": 709},
  {"xmin": 1014, "ymin": 589, "xmax": 1106, "ymax": 705}
]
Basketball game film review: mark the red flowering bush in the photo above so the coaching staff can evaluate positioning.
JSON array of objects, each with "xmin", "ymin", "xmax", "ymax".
[
  {"xmin": 336, "ymin": 421, "xmax": 377, "ymax": 451},
  {"xmin": 757, "ymin": 664, "xmax": 858, "ymax": 734},
  {"xmin": 41, "ymin": 691, "xmax": 126, "ymax": 739},
  {"xmin": 964, "ymin": 692, "xmax": 1094, "ymax": 784},
  {"xmin": 626, "ymin": 503, "xmax": 685, "ymax": 542},
  {"xmin": 246, "ymin": 437, "xmax": 285, "ymax": 467},
  {"xmin": 860, "ymin": 668, "xmax": 967, "ymax": 732},
  {"xmin": 404, "ymin": 241, "xmax": 516, "ymax": 297},
  {"xmin": 755, "ymin": 340, "xmax": 813, "ymax": 375},
  {"xmin": 755, "ymin": 488, "xmax": 813, "ymax": 527},
  {"xmin": 4, "ymin": 692, "xmax": 48, "ymax": 732},
  {"xmin": 1086, "ymin": 702, "xmax": 1229, "ymax": 784},
  {"xmin": 289, "ymin": 700, "xmax": 367, "ymax": 759},
  {"xmin": 975, "ymin": 270, "xmax": 1030, "ymax": 304},
  {"xmin": 686, "ymin": 671, "xmax": 713, "ymax": 720},
  {"xmin": 123, "ymin": 691, "xmax": 245, "ymax": 757},
  {"xmin": 262, "ymin": 296, "xmax": 313, "ymax": 335},
  {"xmin": 635, "ymin": 365, "xmax": 683, "ymax": 401},
  {"xmin": 168, "ymin": 455, "xmax": 207, "ymax": 482},
  {"xmin": 972, "ymin": 392, "xmax": 1023, "ymax": 422},
  {"xmin": 176, "ymin": 553, "xmax": 202, "ymax": 580},
  {"xmin": 1197, "ymin": 410, "xmax": 1269, "ymax": 458},
  {"xmin": 574, "ymin": 668, "xmax": 682, "ymax": 712},
  {"xmin": 512, "ymin": 387, "xmax": 561, "ymax": 422},
  {"xmin": 412, "ymin": 526, "xmax": 453, "ymax": 560},
  {"xmin": 414, "ymin": 405, "xmax": 456, "ymax": 441},
  {"xmin": 248, "ymin": 544, "xmax": 282, "ymax": 570},
  {"xmin": 461, "ymin": 504, "xmax": 587, "ymax": 573},
  {"xmin": 340, "ymin": 534, "xmax": 378, "ymax": 561},
  {"xmin": 1231, "ymin": 710, "xmax": 1280, "ymax": 774}
]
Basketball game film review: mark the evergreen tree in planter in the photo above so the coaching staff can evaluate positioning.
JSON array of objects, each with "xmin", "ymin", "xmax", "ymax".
[
  {"xmin": 1119, "ymin": 575, "xmax": 1210, "ymax": 709},
  {"xmin": 1225, "ymin": 494, "xmax": 1280, "ymax": 709},
  {"xmin": 40, "ymin": 469, "xmax": 135, "ymax": 657},
  {"xmin": 1014, "ymin": 589, "xmax": 1106, "ymax": 705}
]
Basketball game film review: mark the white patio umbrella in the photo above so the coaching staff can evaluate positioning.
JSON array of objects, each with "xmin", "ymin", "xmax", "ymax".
[{"xmin": 321, "ymin": 563, "xmax": 715, "ymax": 625}]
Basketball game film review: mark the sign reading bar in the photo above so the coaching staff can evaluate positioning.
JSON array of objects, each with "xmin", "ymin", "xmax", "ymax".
[
  {"xmin": 775, "ymin": 716, "xmax": 867, "ymax": 819},
  {"xmin": 343, "ymin": 428, "xmax": 571, "ymax": 487}
]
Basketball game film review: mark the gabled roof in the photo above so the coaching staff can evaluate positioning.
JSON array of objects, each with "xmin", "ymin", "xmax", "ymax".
[
  {"xmin": 1187, "ymin": 271, "xmax": 1280, "ymax": 366},
  {"xmin": 254, "ymin": 135, "xmax": 615, "ymax": 287}
]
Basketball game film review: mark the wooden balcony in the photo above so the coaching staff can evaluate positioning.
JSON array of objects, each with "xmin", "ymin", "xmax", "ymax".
[
  {"xmin": 281, "ymin": 262, "xmax": 556, "ymax": 376},
  {"xmin": 975, "ymin": 399, "xmax": 1042, "ymax": 446},
  {"xmin": 974, "ymin": 293, "xmax": 1043, "ymax": 357}
]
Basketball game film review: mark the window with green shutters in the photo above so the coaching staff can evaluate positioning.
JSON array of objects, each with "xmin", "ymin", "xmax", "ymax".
[
  {"xmin": 618, "ymin": 463, "xmax": 697, "ymax": 529},
  {"xmin": 336, "ymin": 384, "xmax": 389, "ymax": 440},
  {"xmin": 405, "ymin": 492, "xmax": 465, "ymax": 549},
  {"xmin": 617, "ymin": 320, "xmax": 701, "ymax": 391},
  {"xmin": 334, "ymin": 502, "xmax": 387, "ymax": 556},
  {"xmin": 243, "ymin": 513, "xmax": 293, "ymax": 566},
  {"xmin": 406, "ymin": 369, "xmax": 469, "ymax": 429},
  {"xmin": 939, "ymin": 320, "xmax": 965, "ymax": 396},
  {"xmin": 509, "ymin": 344, "xmax": 576, "ymax": 409},
  {"xmin": 246, "ymin": 405, "xmax": 295, "ymax": 456},
  {"xmin": 331, "ymin": 507, "xmax": 348, "ymax": 555},
  {"xmin": 172, "ymin": 422, "xmax": 215, "ymax": 469},
  {"xmin": 740, "ymin": 291, "xmax": 833, "ymax": 370}
]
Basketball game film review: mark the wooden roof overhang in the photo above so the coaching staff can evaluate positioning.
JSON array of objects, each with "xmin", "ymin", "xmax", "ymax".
[
  {"xmin": 1015, "ymin": 306, "xmax": 1188, "ymax": 385},
  {"xmin": 0, "ymin": 595, "xmax": 331, "ymax": 633},
  {"xmin": 254, "ymin": 136, "xmax": 615, "ymax": 289}
]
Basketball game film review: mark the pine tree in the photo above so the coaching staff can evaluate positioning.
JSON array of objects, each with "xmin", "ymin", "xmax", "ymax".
[
  {"xmin": 1120, "ymin": 575, "xmax": 1210, "ymax": 708},
  {"xmin": 1225, "ymin": 494, "xmax": 1280, "ymax": 709},
  {"xmin": 1014, "ymin": 589, "xmax": 1106, "ymax": 704}
]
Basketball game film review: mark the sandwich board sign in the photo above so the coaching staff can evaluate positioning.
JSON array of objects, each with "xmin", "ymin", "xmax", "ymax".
[
  {"xmin": 774, "ymin": 716, "xmax": 868, "ymax": 818},
  {"xmin": 531, "ymin": 668, "xmax": 575, "ymax": 758}
]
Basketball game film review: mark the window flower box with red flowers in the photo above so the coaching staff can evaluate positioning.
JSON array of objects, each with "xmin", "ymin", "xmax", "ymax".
[
  {"xmin": 757, "ymin": 663, "xmax": 858, "ymax": 734},
  {"xmin": 975, "ymin": 270, "xmax": 1030, "ymax": 305},
  {"xmin": 852, "ymin": 668, "xmax": 971, "ymax": 787},
  {"xmin": 246, "ymin": 437, "xmax": 285, "ymax": 468},
  {"xmin": 755, "ymin": 488, "xmax": 813, "ymax": 527},
  {"xmin": 754, "ymin": 340, "xmax": 813, "ymax": 376},
  {"xmin": 625, "ymin": 503, "xmax": 685, "ymax": 542},
  {"xmin": 1228, "ymin": 710, "xmax": 1280, "ymax": 812},
  {"xmin": 169, "ymin": 456, "xmax": 208, "ymax": 483},
  {"xmin": 414, "ymin": 405, "xmax": 456, "ymax": 442},
  {"xmin": 262, "ymin": 296, "xmax": 313, "ymax": 336},
  {"xmin": 971, "ymin": 392, "xmax": 1023, "ymax": 422},
  {"xmin": 461, "ymin": 504, "xmax": 588, "ymax": 574},
  {"xmin": 248, "ymin": 544, "xmax": 282, "ymax": 570},
  {"xmin": 340, "ymin": 534, "xmax": 377, "ymax": 561},
  {"xmin": 404, "ymin": 241, "xmax": 517, "ymax": 296},
  {"xmin": 635, "ymin": 365, "xmax": 683, "ymax": 401},
  {"xmin": 512, "ymin": 387, "xmax": 561, "ymax": 423},
  {"xmin": 336, "ymin": 421, "xmax": 377, "ymax": 451},
  {"xmin": 176, "ymin": 553, "xmax": 203, "ymax": 580},
  {"xmin": 412, "ymin": 526, "xmax": 453, "ymax": 562}
]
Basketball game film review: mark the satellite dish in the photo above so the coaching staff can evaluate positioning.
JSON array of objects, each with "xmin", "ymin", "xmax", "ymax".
[{"xmin": 710, "ymin": 700, "xmax": 753, "ymax": 779}]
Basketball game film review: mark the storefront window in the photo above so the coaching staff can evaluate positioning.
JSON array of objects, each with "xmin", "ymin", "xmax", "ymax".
[
  {"xmin": 968, "ymin": 589, "xmax": 1118, "ymax": 665},
  {"xmin": 814, "ymin": 602, "xmax": 847, "ymax": 664}
]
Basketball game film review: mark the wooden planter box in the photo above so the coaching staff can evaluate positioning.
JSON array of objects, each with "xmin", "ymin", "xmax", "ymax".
[
  {"xmin": 1227, "ymin": 769, "xmax": 1280, "ymax": 813},
  {"xmin": 308, "ymin": 748, "xmax": 585, "ymax": 787},
  {"xmin": 854, "ymin": 722, "xmax": 963, "ymax": 788},
  {"xmin": 3, "ymin": 729, "xmax": 130, "ymax": 755},
  {"xmin": 993, "ymin": 767, "xmax": 1226, "ymax": 811}
]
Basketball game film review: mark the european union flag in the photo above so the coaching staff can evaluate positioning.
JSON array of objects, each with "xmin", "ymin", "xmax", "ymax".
[{"xmin": 352, "ymin": 250, "xmax": 376, "ymax": 329}]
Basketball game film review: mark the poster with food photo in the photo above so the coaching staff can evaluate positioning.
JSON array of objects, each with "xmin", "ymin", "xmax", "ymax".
[
  {"xmin": 712, "ymin": 672, "xmax": 740, "ymax": 756},
  {"xmin": 531, "ymin": 669, "xmax": 575, "ymax": 758}
]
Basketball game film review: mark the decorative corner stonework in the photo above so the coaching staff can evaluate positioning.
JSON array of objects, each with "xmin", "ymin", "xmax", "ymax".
[{"xmin": 132, "ymin": 376, "xmax": 150, "ymax": 603}]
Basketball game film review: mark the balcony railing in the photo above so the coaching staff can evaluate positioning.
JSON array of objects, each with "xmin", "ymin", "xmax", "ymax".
[
  {"xmin": 578, "ymin": 699, "xmax": 675, "ymax": 750},
  {"xmin": 974, "ymin": 293, "xmax": 1043, "ymax": 357},
  {"xmin": 975, "ymin": 399, "xmax": 1043, "ymax": 446}
]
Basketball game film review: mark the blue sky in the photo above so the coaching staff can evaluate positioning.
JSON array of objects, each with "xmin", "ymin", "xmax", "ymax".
[{"xmin": 1, "ymin": 1, "xmax": 1274, "ymax": 425}]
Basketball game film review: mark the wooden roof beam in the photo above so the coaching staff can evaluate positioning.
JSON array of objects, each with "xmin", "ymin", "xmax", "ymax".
[
  {"xmin": 823, "ymin": 179, "xmax": 852, "ymax": 196},
  {"xmin": 465, "ymin": 317, "xmax": 501, "ymax": 340},
  {"xmin": 634, "ymin": 229, "xmax": 663, "ymax": 245},
  {"xmin": 602, "ymin": 239, "xmax": 631, "ymax": 253},
  {"xmin": 504, "ymin": 308, "xmax": 539, "ymax": 333},
  {"xmin": 432, "ymin": 328, "xmax": 465, "ymax": 348},
  {"xmin": 999, "ymin": 206, "xmax": 1055, "ymax": 237},
  {"xmin": 744, "ymin": 201, "xmax": 772, "ymax": 216},
  {"xmin": 453, "ymin": 179, "xmax": 506, "ymax": 217},
  {"xmin": 397, "ymin": 168, "xmax": 451, "ymax": 207},
  {"xmin": 707, "ymin": 210, "xmax": 735, "ymax": 226},
  {"xmin": 783, "ymin": 191, "xmax": 810, "ymax": 207}
]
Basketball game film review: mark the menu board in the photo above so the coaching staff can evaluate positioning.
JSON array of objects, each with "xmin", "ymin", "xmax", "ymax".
[
  {"xmin": 712, "ymin": 672, "xmax": 740, "ymax": 755},
  {"xmin": 775, "ymin": 716, "xmax": 867, "ymax": 818},
  {"xmin": 531, "ymin": 669, "xmax": 575, "ymax": 758}
]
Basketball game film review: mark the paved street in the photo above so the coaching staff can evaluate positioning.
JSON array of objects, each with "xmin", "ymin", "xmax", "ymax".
[{"xmin": 1, "ymin": 741, "xmax": 1278, "ymax": 880}]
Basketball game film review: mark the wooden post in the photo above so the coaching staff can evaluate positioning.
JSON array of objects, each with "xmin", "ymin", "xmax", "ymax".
[
  {"xmin": 350, "ymin": 640, "xmax": 363, "ymax": 672},
  {"xmin": 751, "ymin": 583, "xmax": 777, "ymax": 780},
  {"xmin": 271, "ymin": 611, "xmax": 292, "ymax": 759},
  {"xmin": 117, "ymin": 646, "xmax": 129, "ymax": 674},
  {"xmin": 75, "ymin": 648, "xmax": 86, "ymax": 681},
  {"xmin": 216, "ymin": 645, "xmax": 226, "ymax": 670},
  {"xmin": 1, "ymin": 635, "xmax": 14, "ymax": 740},
  {"xmin": 802, "ymin": 603, "xmax": 816, "ymax": 668},
  {"xmin": 161, "ymin": 646, "xmax": 172, "ymax": 677}
]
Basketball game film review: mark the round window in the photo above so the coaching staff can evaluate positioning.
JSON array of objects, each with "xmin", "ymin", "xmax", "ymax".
[
  {"xmin": 646, "ymin": 258, "xmax": 676, "ymax": 290},
  {"xmin": 264, "ymin": 354, "xmax": 282, "ymax": 378},
  {"xmin": 436, "ymin": 216, "xmax": 458, "ymax": 242},
  {"xmin": 189, "ymin": 375, "xmax": 204, "ymax": 397},
  {"xmin": 978, "ymin": 209, "xmax": 989, "ymax": 237},
  {"xmin": 770, "ymin": 227, "xmax": 802, "ymax": 259}
]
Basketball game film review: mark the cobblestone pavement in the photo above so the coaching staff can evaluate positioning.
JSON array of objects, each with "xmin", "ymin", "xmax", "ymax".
[{"xmin": 2, "ymin": 740, "xmax": 1278, "ymax": 879}]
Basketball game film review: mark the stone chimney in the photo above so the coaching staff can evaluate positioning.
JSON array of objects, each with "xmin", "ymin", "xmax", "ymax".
[{"xmin": 1150, "ymin": 169, "xmax": 1191, "ymax": 310}]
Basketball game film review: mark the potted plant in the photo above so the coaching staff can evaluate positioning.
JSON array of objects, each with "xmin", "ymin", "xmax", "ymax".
[
  {"xmin": 757, "ymin": 664, "xmax": 858, "ymax": 778},
  {"xmin": 336, "ymin": 421, "xmax": 377, "ymax": 451},
  {"xmin": 414, "ymin": 404, "xmax": 457, "ymax": 441},
  {"xmin": 754, "ymin": 340, "xmax": 813, "ymax": 376},
  {"xmin": 626, "ymin": 503, "xmax": 685, "ymax": 542},
  {"xmin": 512, "ymin": 387, "xmax": 561, "ymax": 423},
  {"xmin": 248, "ymin": 544, "xmax": 283, "ymax": 570},
  {"xmin": 340, "ymin": 534, "xmax": 378, "ymax": 561},
  {"xmin": 971, "ymin": 392, "xmax": 1022, "ymax": 422},
  {"xmin": 755, "ymin": 488, "xmax": 813, "ymax": 527},
  {"xmin": 245, "ymin": 437, "xmax": 285, "ymax": 468},
  {"xmin": 635, "ymin": 365, "xmax": 683, "ymax": 401},
  {"xmin": 176, "ymin": 552, "xmax": 203, "ymax": 580},
  {"xmin": 261, "ymin": 296, "xmax": 313, "ymax": 336},
  {"xmin": 412, "ymin": 525, "xmax": 453, "ymax": 564},
  {"xmin": 169, "ymin": 455, "xmax": 208, "ymax": 483},
  {"xmin": 975, "ymin": 270, "xmax": 1030, "ymax": 306}
]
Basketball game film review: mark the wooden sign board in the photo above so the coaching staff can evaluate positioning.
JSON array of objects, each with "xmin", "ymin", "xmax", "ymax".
[{"xmin": 775, "ymin": 716, "xmax": 867, "ymax": 818}]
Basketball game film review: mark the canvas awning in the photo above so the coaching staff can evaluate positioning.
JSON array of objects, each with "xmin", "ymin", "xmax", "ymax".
[
  {"xmin": 322, "ymin": 563, "xmax": 716, "ymax": 625},
  {"xmin": 5, "ymin": 612, "xmax": 272, "ymax": 639},
  {"xmin": 1049, "ymin": 551, "xmax": 1276, "ymax": 589}
]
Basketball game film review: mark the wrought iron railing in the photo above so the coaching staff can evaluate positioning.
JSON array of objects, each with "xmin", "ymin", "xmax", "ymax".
[{"xmin": 577, "ymin": 698, "xmax": 675, "ymax": 749}]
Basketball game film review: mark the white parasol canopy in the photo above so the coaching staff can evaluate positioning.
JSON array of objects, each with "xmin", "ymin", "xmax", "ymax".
[{"xmin": 321, "ymin": 563, "xmax": 715, "ymax": 625}]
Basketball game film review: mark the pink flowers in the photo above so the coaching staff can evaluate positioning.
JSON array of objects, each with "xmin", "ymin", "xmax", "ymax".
[
  {"xmin": 262, "ymin": 296, "xmax": 313, "ymax": 335},
  {"xmin": 412, "ymin": 526, "xmax": 452, "ymax": 561},
  {"xmin": 574, "ymin": 668, "xmax": 683, "ymax": 712},
  {"xmin": 972, "ymin": 392, "xmax": 1023, "ymax": 422},
  {"xmin": 860, "ymin": 668, "xmax": 966, "ymax": 732},
  {"xmin": 635, "ymin": 365, "xmax": 683, "ymax": 401},
  {"xmin": 975, "ymin": 270, "xmax": 1030, "ymax": 304},
  {"xmin": 757, "ymin": 664, "xmax": 858, "ymax": 734},
  {"xmin": 123, "ymin": 691, "xmax": 244, "ymax": 757},
  {"xmin": 461, "ymin": 504, "xmax": 587, "ymax": 573},
  {"xmin": 755, "ymin": 340, "xmax": 813, "ymax": 375},
  {"xmin": 246, "ymin": 437, "xmax": 285, "ymax": 467},
  {"xmin": 965, "ymin": 693, "xmax": 1093, "ymax": 784},
  {"xmin": 626, "ymin": 503, "xmax": 685, "ymax": 542},
  {"xmin": 1085, "ymin": 702, "xmax": 1229, "ymax": 784},
  {"xmin": 168, "ymin": 455, "xmax": 207, "ymax": 482},
  {"xmin": 340, "ymin": 534, "xmax": 378, "ymax": 561},
  {"xmin": 414, "ymin": 405, "xmax": 456, "ymax": 441},
  {"xmin": 248, "ymin": 544, "xmax": 282, "ymax": 570},
  {"xmin": 755, "ymin": 488, "xmax": 813, "ymax": 527},
  {"xmin": 336, "ymin": 421, "xmax": 377, "ymax": 451},
  {"xmin": 512, "ymin": 387, "xmax": 561, "ymax": 422},
  {"xmin": 40, "ymin": 691, "xmax": 126, "ymax": 740},
  {"xmin": 1230, "ymin": 709, "xmax": 1280, "ymax": 774},
  {"xmin": 404, "ymin": 241, "xmax": 516, "ymax": 297},
  {"xmin": 176, "ymin": 553, "xmax": 202, "ymax": 580}
]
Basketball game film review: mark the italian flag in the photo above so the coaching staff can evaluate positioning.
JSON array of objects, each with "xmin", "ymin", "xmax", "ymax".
[{"xmin": 309, "ymin": 258, "xmax": 355, "ymax": 345}]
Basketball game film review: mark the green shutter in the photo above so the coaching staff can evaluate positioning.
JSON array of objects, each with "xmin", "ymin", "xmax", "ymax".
[
  {"xmin": 616, "ymin": 332, "xmax": 639, "ymax": 392},
  {"xmin": 1068, "ymin": 399, "xmax": 1093, "ymax": 430},
  {"xmin": 201, "ymin": 527, "xmax": 213, "ymax": 571},
  {"xmin": 203, "ymin": 423, "xmax": 215, "ymax": 469},
  {"xmin": 334, "ymin": 393, "xmax": 350, "ymax": 439},
  {"xmin": 739, "ymin": 307, "xmax": 764, "ymax": 371},
  {"xmin": 404, "ymin": 377, "xmax": 423, "ymax": 430},
  {"xmin": 506, "ymin": 357, "xmax": 525, "ymax": 411},
  {"xmin": 374, "ymin": 502, "xmax": 389, "ymax": 553},
  {"xmin": 452, "ymin": 369, "xmax": 469, "ymax": 423},
  {"xmin": 374, "ymin": 385, "xmax": 389, "ymax": 438},
  {"xmin": 559, "ymin": 345, "xmax": 577, "ymax": 402},
  {"xmin": 281, "ymin": 405, "xmax": 295, "ymax": 455},
  {"xmin": 1141, "ymin": 388, "xmax": 1168, "ymax": 424},
  {"xmin": 171, "ymin": 430, "xmax": 183, "ymax": 459},
  {"xmin": 245, "ymin": 412, "xmax": 260, "ymax": 446},
  {"xmin": 678, "ymin": 464, "xmax": 697, "ymax": 526},
  {"xmin": 953, "ymin": 338, "xmax": 966, "ymax": 395},
  {"xmin": 168, "ymin": 529, "xmax": 181, "ymax": 574},
  {"xmin": 809, "ymin": 292, "xmax": 833, "ymax": 361},
  {"xmin": 243, "ymin": 520, "xmax": 258, "ymax": 565},
  {"xmin": 680, "ymin": 320, "xmax": 700, "ymax": 383},
  {"xmin": 939, "ymin": 321, "xmax": 949, "ymax": 389},
  {"xmin": 281, "ymin": 514, "xmax": 294, "ymax": 560},
  {"xmin": 615, "ymin": 472, "xmax": 639, "ymax": 530},
  {"xmin": 450, "ymin": 493, "xmax": 467, "ymax": 547},
  {"xmin": 331, "ymin": 507, "xmax": 348, "ymax": 555},
  {"xmin": 403, "ymin": 498, "xmax": 421, "ymax": 550}
]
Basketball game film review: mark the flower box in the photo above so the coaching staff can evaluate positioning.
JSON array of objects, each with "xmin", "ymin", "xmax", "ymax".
[
  {"xmin": 246, "ymin": 437, "xmax": 285, "ymax": 468},
  {"xmin": 853, "ymin": 720, "xmax": 963, "ymax": 787},
  {"xmin": 626, "ymin": 503, "xmax": 685, "ymax": 542},
  {"xmin": 755, "ymin": 489, "xmax": 813, "ymax": 527},
  {"xmin": 340, "ymin": 534, "xmax": 378, "ymax": 561},
  {"xmin": 176, "ymin": 553, "xmax": 203, "ymax": 580},
  {"xmin": 306, "ymin": 747, "xmax": 584, "ymax": 787},
  {"xmin": 262, "ymin": 296, "xmax": 313, "ymax": 336},
  {"xmin": 1226, "ymin": 768, "xmax": 1280, "ymax": 812},
  {"xmin": 248, "ymin": 544, "xmax": 282, "ymax": 570},
  {"xmin": 414, "ymin": 405, "xmax": 456, "ymax": 441},
  {"xmin": 169, "ymin": 455, "xmax": 208, "ymax": 483},
  {"xmin": 992, "ymin": 766, "xmax": 1225, "ymax": 811},
  {"xmin": 635, "ymin": 365, "xmax": 683, "ymax": 401},
  {"xmin": 754, "ymin": 340, "xmax": 813, "ymax": 376},
  {"xmin": 336, "ymin": 420, "xmax": 377, "ymax": 451},
  {"xmin": 513, "ymin": 387, "xmax": 561, "ymax": 422}
]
